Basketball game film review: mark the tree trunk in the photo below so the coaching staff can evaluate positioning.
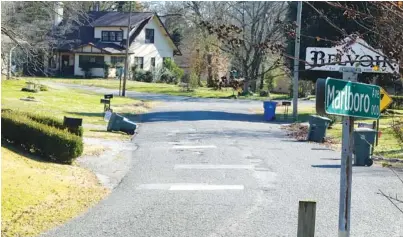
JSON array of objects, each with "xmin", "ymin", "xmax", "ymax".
[
  {"xmin": 250, "ymin": 80, "xmax": 257, "ymax": 92},
  {"xmin": 260, "ymin": 64, "xmax": 265, "ymax": 91},
  {"xmin": 207, "ymin": 52, "xmax": 213, "ymax": 87}
]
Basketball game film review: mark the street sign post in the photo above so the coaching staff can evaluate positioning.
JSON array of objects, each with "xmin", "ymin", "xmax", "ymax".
[{"xmin": 310, "ymin": 37, "xmax": 398, "ymax": 237}]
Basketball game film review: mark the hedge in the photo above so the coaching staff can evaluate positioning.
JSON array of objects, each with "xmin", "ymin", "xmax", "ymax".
[
  {"xmin": 391, "ymin": 96, "xmax": 403, "ymax": 110},
  {"xmin": 1, "ymin": 111, "xmax": 83, "ymax": 164},
  {"xmin": 1, "ymin": 109, "xmax": 83, "ymax": 137}
]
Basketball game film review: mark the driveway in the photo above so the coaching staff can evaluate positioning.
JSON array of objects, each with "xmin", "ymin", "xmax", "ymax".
[{"xmin": 42, "ymin": 83, "xmax": 403, "ymax": 237}]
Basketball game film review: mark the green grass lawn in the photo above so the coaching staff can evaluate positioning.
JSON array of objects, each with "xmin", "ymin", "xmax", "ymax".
[
  {"xmin": 2, "ymin": 79, "xmax": 153, "ymax": 139},
  {"xmin": 30, "ymin": 77, "xmax": 290, "ymax": 101},
  {"xmin": 1, "ymin": 146, "xmax": 108, "ymax": 237},
  {"xmin": 326, "ymin": 116, "xmax": 403, "ymax": 159},
  {"xmin": 1, "ymin": 78, "xmax": 155, "ymax": 236},
  {"xmin": 257, "ymin": 102, "xmax": 403, "ymax": 160}
]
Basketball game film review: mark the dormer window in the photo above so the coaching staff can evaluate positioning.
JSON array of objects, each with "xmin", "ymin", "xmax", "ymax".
[
  {"xmin": 145, "ymin": 29, "xmax": 154, "ymax": 44},
  {"xmin": 102, "ymin": 31, "xmax": 123, "ymax": 42}
]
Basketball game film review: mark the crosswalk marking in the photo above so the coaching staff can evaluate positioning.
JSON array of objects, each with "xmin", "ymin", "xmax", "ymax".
[
  {"xmin": 169, "ymin": 184, "xmax": 244, "ymax": 191},
  {"xmin": 136, "ymin": 183, "xmax": 244, "ymax": 191},
  {"xmin": 174, "ymin": 164, "xmax": 254, "ymax": 170},
  {"xmin": 172, "ymin": 145, "xmax": 217, "ymax": 149}
]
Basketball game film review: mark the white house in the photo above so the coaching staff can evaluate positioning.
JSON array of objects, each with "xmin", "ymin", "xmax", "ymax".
[{"xmin": 48, "ymin": 9, "xmax": 180, "ymax": 78}]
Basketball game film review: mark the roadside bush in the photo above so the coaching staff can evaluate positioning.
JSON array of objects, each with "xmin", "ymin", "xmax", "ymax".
[
  {"xmin": 143, "ymin": 71, "xmax": 153, "ymax": 82},
  {"xmin": 160, "ymin": 69, "xmax": 178, "ymax": 84},
  {"xmin": 133, "ymin": 69, "xmax": 152, "ymax": 82},
  {"xmin": 391, "ymin": 95, "xmax": 403, "ymax": 110},
  {"xmin": 189, "ymin": 72, "xmax": 199, "ymax": 89},
  {"xmin": 327, "ymin": 114, "xmax": 342, "ymax": 129},
  {"xmin": 80, "ymin": 63, "xmax": 93, "ymax": 78},
  {"xmin": 299, "ymin": 80, "xmax": 315, "ymax": 98},
  {"xmin": 103, "ymin": 62, "xmax": 111, "ymax": 79},
  {"xmin": 390, "ymin": 117, "xmax": 403, "ymax": 149},
  {"xmin": 2, "ymin": 110, "xmax": 83, "ymax": 137},
  {"xmin": 39, "ymin": 84, "xmax": 48, "ymax": 91},
  {"xmin": 163, "ymin": 58, "xmax": 184, "ymax": 82},
  {"xmin": 1, "ymin": 111, "xmax": 83, "ymax": 164}
]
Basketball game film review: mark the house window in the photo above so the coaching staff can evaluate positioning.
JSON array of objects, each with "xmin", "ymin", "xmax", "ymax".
[
  {"xmin": 151, "ymin": 57, "xmax": 155, "ymax": 68},
  {"xmin": 79, "ymin": 55, "xmax": 104, "ymax": 68},
  {"xmin": 134, "ymin": 57, "xmax": 144, "ymax": 69},
  {"xmin": 101, "ymin": 31, "xmax": 123, "ymax": 42},
  {"xmin": 111, "ymin": 56, "xmax": 125, "ymax": 66},
  {"xmin": 145, "ymin": 29, "xmax": 154, "ymax": 43}
]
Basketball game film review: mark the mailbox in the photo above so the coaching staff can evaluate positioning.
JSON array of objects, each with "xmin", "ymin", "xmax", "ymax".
[{"xmin": 104, "ymin": 94, "xmax": 113, "ymax": 99}]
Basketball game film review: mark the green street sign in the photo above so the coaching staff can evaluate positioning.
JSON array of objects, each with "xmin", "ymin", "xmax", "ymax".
[{"xmin": 323, "ymin": 78, "xmax": 381, "ymax": 119}]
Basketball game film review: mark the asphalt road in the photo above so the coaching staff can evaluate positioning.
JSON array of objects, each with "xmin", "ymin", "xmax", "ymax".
[{"xmin": 42, "ymin": 84, "xmax": 403, "ymax": 237}]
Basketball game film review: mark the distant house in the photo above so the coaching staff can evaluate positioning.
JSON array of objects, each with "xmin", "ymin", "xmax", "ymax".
[{"xmin": 48, "ymin": 8, "xmax": 181, "ymax": 78}]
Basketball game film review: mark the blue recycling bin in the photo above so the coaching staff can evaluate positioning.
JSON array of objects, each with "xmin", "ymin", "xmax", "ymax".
[{"xmin": 263, "ymin": 101, "xmax": 277, "ymax": 121}]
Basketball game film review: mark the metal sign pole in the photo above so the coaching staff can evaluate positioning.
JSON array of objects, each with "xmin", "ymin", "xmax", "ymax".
[{"xmin": 338, "ymin": 67, "xmax": 360, "ymax": 237}]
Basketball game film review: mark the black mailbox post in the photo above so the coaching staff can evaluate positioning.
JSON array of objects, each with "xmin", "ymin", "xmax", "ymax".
[
  {"xmin": 100, "ymin": 99, "xmax": 111, "ymax": 111},
  {"xmin": 282, "ymin": 101, "xmax": 291, "ymax": 120}
]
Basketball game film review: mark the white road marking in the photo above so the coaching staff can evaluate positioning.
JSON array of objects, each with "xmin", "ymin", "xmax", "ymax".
[
  {"xmin": 172, "ymin": 145, "xmax": 217, "ymax": 149},
  {"xmin": 136, "ymin": 184, "xmax": 171, "ymax": 190},
  {"xmin": 136, "ymin": 183, "xmax": 244, "ymax": 191},
  {"xmin": 169, "ymin": 184, "xmax": 244, "ymax": 191},
  {"xmin": 174, "ymin": 164, "xmax": 254, "ymax": 170}
]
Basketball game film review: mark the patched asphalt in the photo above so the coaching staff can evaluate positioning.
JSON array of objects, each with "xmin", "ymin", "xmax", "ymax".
[{"xmin": 41, "ymin": 84, "xmax": 403, "ymax": 237}]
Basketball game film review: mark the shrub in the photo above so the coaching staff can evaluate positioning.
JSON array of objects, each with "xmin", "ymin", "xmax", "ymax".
[
  {"xmin": 327, "ymin": 114, "xmax": 342, "ymax": 128},
  {"xmin": 133, "ymin": 69, "xmax": 146, "ymax": 82},
  {"xmin": 163, "ymin": 58, "xmax": 184, "ymax": 82},
  {"xmin": 189, "ymin": 72, "xmax": 199, "ymax": 89},
  {"xmin": 142, "ymin": 71, "xmax": 153, "ymax": 83},
  {"xmin": 2, "ymin": 110, "xmax": 83, "ymax": 137},
  {"xmin": 39, "ymin": 84, "xmax": 48, "ymax": 91},
  {"xmin": 104, "ymin": 62, "xmax": 111, "ymax": 79},
  {"xmin": 391, "ymin": 95, "xmax": 403, "ymax": 110},
  {"xmin": 80, "ymin": 63, "xmax": 93, "ymax": 78},
  {"xmin": 1, "ymin": 111, "xmax": 83, "ymax": 164},
  {"xmin": 160, "ymin": 69, "xmax": 178, "ymax": 84},
  {"xmin": 390, "ymin": 117, "xmax": 403, "ymax": 149}
]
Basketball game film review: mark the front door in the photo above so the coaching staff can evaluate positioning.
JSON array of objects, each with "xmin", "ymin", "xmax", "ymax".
[{"xmin": 61, "ymin": 55, "xmax": 73, "ymax": 76}]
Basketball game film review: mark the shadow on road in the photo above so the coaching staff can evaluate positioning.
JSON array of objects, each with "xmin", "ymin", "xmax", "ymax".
[
  {"xmin": 311, "ymin": 164, "xmax": 341, "ymax": 168},
  {"xmin": 140, "ymin": 110, "xmax": 287, "ymax": 124}
]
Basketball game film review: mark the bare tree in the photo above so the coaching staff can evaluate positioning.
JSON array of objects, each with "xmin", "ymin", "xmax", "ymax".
[
  {"xmin": 1, "ymin": 1, "xmax": 89, "ymax": 76},
  {"xmin": 195, "ymin": 2, "xmax": 287, "ymax": 92}
]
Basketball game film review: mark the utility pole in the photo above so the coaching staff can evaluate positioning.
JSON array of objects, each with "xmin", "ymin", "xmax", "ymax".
[
  {"xmin": 122, "ymin": 3, "xmax": 132, "ymax": 97},
  {"xmin": 293, "ymin": 1, "xmax": 302, "ymax": 121}
]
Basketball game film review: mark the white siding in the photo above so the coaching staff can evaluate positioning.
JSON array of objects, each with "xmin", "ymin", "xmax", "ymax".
[
  {"xmin": 94, "ymin": 26, "xmax": 128, "ymax": 40},
  {"xmin": 129, "ymin": 16, "xmax": 175, "ymax": 71},
  {"xmin": 81, "ymin": 45, "xmax": 101, "ymax": 53},
  {"xmin": 74, "ymin": 54, "xmax": 110, "ymax": 77}
]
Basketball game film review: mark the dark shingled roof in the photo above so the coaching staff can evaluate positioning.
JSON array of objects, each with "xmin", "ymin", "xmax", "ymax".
[{"xmin": 90, "ymin": 11, "xmax": 154, "ymax": 27}]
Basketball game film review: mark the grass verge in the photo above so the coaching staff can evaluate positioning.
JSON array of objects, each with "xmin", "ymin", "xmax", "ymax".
[
  {"xmin": 1, "ymin": 147, "xmax": 109, "ymax": 237},
  {"xmin": 2, "ymin": 79, "xmax": 151, "ymax": 140},
  {"xmin": 1, "ymin": 78, "xmax": 153, "ymax": 235},
  {"xmin": 255, "ymin": 101, "xmax": 403, "ymax": 160},
  {"xmin": 32, "ymin": 77, "xmax": 290, "ymax": 101}
]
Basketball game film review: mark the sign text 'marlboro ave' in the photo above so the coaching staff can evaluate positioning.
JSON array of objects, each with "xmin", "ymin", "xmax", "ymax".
[{"xmin": 325, "ymin": 78, "xmax": 381, "ymax": 119}]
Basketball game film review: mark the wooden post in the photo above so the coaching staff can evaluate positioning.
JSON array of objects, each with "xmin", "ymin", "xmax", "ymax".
[{"xmin": 297, "ymin": 201, "xmax": 316, "ymax": 237}]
